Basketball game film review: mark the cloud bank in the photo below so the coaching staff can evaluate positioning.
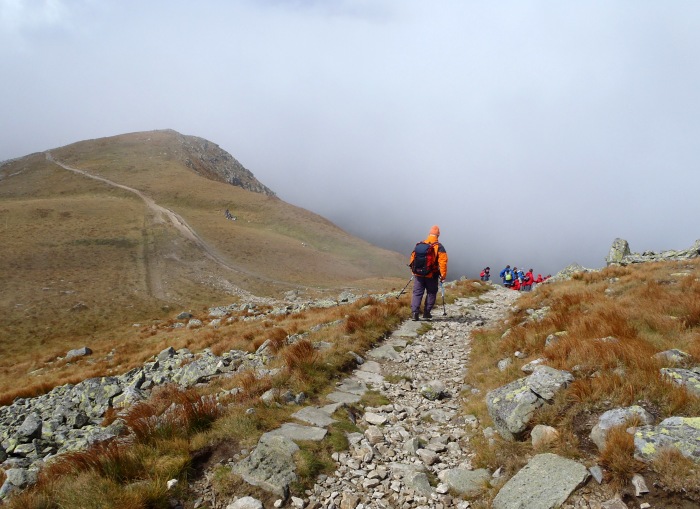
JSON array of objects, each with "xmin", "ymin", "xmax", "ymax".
[{"xmin": 2, "ymin": 0, "xmax": 699, "ymax": 279}]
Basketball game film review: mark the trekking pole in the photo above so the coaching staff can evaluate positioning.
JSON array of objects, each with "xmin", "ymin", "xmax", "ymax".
[
  {"xmin": 396, "ymin": 275, "xmax": 414, "ymax": 299},
  {"xmin": 440, "ymin": 280, "xmax": 447, "ymax": 316}
]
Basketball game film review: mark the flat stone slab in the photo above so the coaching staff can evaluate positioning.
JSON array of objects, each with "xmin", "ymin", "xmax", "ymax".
[
  {"xmin": 327, "ymin": 391, "xmax": 362, "ymax": 404},
  {"xmin": 493, "ymin": 453, "xmax": 589, "ymax": 509},
  {"xmin": 358, "ymin": 360, "xmax": 382, "ymax": 374},
  {"xmin": 292, "ymin": 407, "xmax": 337, "ymax": 427},
  {"xmin": 352, "ymin": 370, "xmax": 384, "ymax": 385},
  {"xmin": 387, "ymin": 338, "xmax": 408, "ymax": 348},
  {"xmin": 439, "ymin": 468, "xmax": 491, "ymax": 497},
  {"xmin": 367, "ymin": 345, "xmax": 401, "ymax": 361},
  {"xmin": 232, "ymin": 434, "xmax": 299, "ymax": 497},
  {"xmin": 320, "ymin": 402, "xmax": 344, "ymax": 415},
  {"xmin": 336, "ymin": 379, "xmax": 368, "ymax": 395},
  {"xmin": 262, "ymin": 423, "xmax": 327, "ymax": 442},
  {"xmin": 391, "ymin": 320, "xmax": 422, "ymax": 338}
]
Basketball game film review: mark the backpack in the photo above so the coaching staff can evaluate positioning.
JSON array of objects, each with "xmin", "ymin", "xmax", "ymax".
[
  {"xmin": 411, "ymin": 241, "xmax": 438, "ymax": 276},
  {"xmin": 505, "ymin": 270, "xmax": 513, "ymax": 281}
]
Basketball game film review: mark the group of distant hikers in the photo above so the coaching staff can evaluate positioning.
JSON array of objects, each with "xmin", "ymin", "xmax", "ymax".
[{"xmin": 479, "ymin": 265, "xmax": 550, "ymax": 291}]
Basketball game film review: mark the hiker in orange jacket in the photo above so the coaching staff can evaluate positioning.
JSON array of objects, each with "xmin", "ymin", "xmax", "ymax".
[
  {"xmin": 409, "ymin": 225, "xmax": 448, "ymax": 321},
  {"xmin": 522, "ymin": 268, "xmax": 534, "ymax": 291}
]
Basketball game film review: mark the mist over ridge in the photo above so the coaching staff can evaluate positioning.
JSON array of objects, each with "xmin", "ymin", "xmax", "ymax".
[{"xmin": 2, "ymin": 1, "xmax": 700, "ymax": 280}]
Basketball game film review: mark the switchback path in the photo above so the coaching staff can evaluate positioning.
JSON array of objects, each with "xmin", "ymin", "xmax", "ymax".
[{"xmin": 45, "ymin": 152, "xmax": 302, "ymax": 296}]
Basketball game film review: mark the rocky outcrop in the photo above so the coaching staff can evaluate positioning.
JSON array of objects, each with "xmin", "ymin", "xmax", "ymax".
[
  {"xmin": 177, "ymin": 133, "xmax": 276, "ymax": 197},
  {"xmin": 606, "ymin": 238, "xmax": 700, "ymax": 266},
  {"xmin": 486, "ymin": 366, "xmax": 574, "ymax": 440},
  {"xmin": 550, "ymin": 263, "xmax": 598, "ymax": 282},
  {"xmin": 0, "ymin": 346, "xmax": 273, "ymax": 495}
]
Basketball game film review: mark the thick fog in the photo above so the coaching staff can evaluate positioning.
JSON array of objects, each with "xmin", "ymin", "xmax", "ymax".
[{"xmin": 2, "ymin": 1, "xmax": 700, "ymax": 280}]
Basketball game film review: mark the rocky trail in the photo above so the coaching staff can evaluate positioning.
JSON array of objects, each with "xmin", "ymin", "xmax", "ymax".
[
  {"xmin": 4, "ymin": 278, "xmax": 682, "ymax": 508},
  {"xmin": 192, "ymin": 284, "xmax": 539, "ymax": 509}
]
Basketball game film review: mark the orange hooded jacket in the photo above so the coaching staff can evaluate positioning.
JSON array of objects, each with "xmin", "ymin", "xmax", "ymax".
[{"xmin": 409, "ymin": 234, "xmax": 448, "ymax": 280}]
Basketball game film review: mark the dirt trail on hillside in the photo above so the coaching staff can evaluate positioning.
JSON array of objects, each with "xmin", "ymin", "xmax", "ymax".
[{"xmin": 46, "ymin": 153, "xmax": 300, "ymax": 295}]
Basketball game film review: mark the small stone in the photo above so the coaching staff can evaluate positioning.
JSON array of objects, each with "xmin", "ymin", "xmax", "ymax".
[
  {"xmin": 589, "ymin": 465, "xmax": 604, "ymax": 484},
  {"xmin": 632, "ymin": 474, "xmax": 649, "ymax": 496},
  {"xmin": 364, "ymin": 412, "xmax": 388, "ymax": 425},
  {"xmin": 436, "ymin": 483, "xmax": 450, "ymax": 494}
]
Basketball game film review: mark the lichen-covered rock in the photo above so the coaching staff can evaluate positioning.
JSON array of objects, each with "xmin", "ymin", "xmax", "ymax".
[
  {"xmin": 487, "ymin": 367, "xmax": 573, "ymax": 440},
  {"xmin": 486, "ymin": 377, "xmax": 541, "ymax": 441},
  {"xmin": 633, "ymin": 416, "xmax": 700, "ymax": 462},
  {"xmin": 661, "ymin": 367, "xmax": 700, "ymax": 397},
  {"xmin": 420, "ymin": 380, "xmax": 447, "ymax": 401},
  {"xmin": 606, "ymin": 238, "xmax": 631, "ymax": 265},
  {"xmin": 232, "ymin": 434, "xmax": 299, "ymax": 497},
  {"xmin": 590, "ymin": 406, "xmax": 654, "ymax": 451},
  {"xmin": 528, "ymin": 366, "xmax": 574, "ymax": 400},
  {"xmin": 654, "ymin": 349, "xmax": 691, "ymax": 365}
]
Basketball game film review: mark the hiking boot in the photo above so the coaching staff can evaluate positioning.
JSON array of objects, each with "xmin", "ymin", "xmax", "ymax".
[
  {"xmin": 423, "ymin": 311, "xmax": 432, "ymax": 320},
  {"xmin": 412, "ymin": 312, "xmax": 420, "ymax": 321}
]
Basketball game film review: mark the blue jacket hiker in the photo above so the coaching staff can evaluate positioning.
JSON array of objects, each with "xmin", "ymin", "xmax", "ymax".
[{"xmin": 499, "ymin": 265, "xmax": 514, "ymax": 287}]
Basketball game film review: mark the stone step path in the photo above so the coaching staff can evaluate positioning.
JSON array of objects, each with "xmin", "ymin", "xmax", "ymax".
[
  {"xmin": 224, "ymin": 283, "xmax": 521, "ymax": 509},
  {"xmin": 301, "ymin": 286, "xmax": 520, "ymax": 509}
]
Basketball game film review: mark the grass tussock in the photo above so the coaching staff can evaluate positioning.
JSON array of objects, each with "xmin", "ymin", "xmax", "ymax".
[
  {"xmin": 650, "ymin": 448, "xmax": 700, "ymax": 497},
  {"xmin": 283, "ymin": 339, "xmax": 318, "ymax": 373},
  {"xmin": 598, "ymin": 426, "xmax": 644, "ymax": 487},
  {"xmin": 123, "ymin": 385, "xmax": 221, "ymax": 443}
]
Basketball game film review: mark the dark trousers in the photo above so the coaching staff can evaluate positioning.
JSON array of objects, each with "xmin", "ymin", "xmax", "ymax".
[{"xmin": 411, "ymin": 275, "xmax": 439, "ymax": 314}]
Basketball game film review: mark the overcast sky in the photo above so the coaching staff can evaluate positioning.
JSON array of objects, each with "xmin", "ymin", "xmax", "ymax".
[{"xmin": 2, "ymin": 1, "xmax": 699, "ymax": 279}]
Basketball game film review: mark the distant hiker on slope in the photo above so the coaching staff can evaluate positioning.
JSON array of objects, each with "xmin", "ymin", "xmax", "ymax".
[
  {"xmin": 522, "ymin": 268, "xmax": 534, "ymax": 291},
  {"xmin": 480, "ymin": 267, "xmax": 491, "ymax": 281},
  {"xmin": 409, "ymin": 225, "xmax": 448, "ymax": 321},
  {"xmin": 499, "ymin": 265, "xmax": 514, "ymax": 287}
]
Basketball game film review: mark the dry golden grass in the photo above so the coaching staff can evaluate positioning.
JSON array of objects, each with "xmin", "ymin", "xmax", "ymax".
[
  {"xmin": 0, "ymin": 130, "xmax": 407, "ymax": 401},
  {"xmin": 598, "ymin": 426, "xmax": 645, "ymax": 486},
  {"xmin": 465, "ymin": 258, "xmax": 700, "ymax": 495},
  {"xmin": 283, "ymin": 339, "xmax": 318, "ymax": 373},
  {"xmin": 650, "ymin": 447, "xmax": 700, "ymax": 496}
]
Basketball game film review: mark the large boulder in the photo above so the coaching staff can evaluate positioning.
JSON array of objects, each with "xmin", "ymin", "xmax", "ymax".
[
  {"xmin": 606, "ymin": 238, "xmax": 631, "ymax": 265},
  {"xmin": 486, "ymin": 366, "xmax": 573, "ymax": 440},
  {"xmin": 493, "ymin": 453, "xmax": 589, "ymax": 509}
]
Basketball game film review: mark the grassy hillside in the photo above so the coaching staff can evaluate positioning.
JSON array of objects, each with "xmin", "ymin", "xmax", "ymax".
[{"xmin": 0, "ymin": 130, "xmax": 407, "ymax": 396}]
